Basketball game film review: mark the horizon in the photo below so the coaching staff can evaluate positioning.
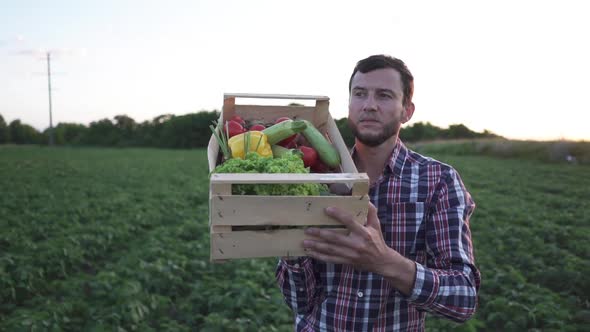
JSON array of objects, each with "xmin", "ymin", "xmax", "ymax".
[
  {"xmin": 3, "ymin": 108, "xmax": 588, "ymax": 143},
  {"xmin": 1, "ymin": 0, "xmax": 589, "ymax": 141}
]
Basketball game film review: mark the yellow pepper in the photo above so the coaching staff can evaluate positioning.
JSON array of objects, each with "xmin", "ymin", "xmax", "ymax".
[{"xmin": 228, "ymin": 131, "xmax": 273, "ymax": 159}]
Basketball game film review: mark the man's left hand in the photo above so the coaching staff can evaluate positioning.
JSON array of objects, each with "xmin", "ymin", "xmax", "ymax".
[
  {"xmin": 303, "ymin": 202, "xmax": 392, "ymax": 273},
  {"xmin": 302, "ymin": 202, "xmax": 417, "ymax": 295}
]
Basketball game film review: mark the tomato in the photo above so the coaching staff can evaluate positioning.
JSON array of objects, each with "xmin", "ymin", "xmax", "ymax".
[
  {"xmin": 278, "ymin": 134, "xmax": 299, "ymax": 148},
  {"xmin": 229, "ymin": 115, "xmax": 245, "ymax": 126},
  {"xmin": 275, "ymin": 117, "xmax": 292, "ymax": 123},
  {"xmin": 279, "ymin": 137, "xmax": 298, "ymax": 146},
  {"xmin": 226, "ymin": 120, "xmax": 245, "ymax": 138},
  {"xmin": 299, "ymin": 146, "xmax": 318, "ymax": 168},
  {"xmin": 275, "ymin": 117, "xmax": 297, "ymax": 146},
  {"xmin": 249, "ymin": 124, "xmax": 266, "ymax": 131},
  {"xmin": 311, "ymin": 159, "xmax": 331, "ymax": 173}
]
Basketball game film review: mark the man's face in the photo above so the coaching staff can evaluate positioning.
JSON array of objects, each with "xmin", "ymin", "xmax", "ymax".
[{"xmin": 348, "ymin": 68, "xmax": 412, "ymax": 147}]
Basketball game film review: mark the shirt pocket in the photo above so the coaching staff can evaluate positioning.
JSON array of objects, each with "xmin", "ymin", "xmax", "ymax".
[{"xmin": 381, "ymin": 202, "xmax": 426, "ymax": 260}]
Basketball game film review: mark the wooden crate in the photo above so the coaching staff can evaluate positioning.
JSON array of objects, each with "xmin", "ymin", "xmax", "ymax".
[{"xmin": 208, "ymin": 93, "xmax": 369, "ymax": 261}]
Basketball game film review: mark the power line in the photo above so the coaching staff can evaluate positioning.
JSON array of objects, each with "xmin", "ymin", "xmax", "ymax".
[{"xmin": 14, "ymin": 46, "xmax": 78, "ymax": 146}]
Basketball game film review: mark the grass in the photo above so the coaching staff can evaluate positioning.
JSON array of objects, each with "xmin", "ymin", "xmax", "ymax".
[
  {"xmin": 1, "ymin": 144, "xmax": 589, "ymax": 331},
  {"xmin": 411, "ymin": 138, "xmax": 590, "ymax": 165},
  {"xmin": 0, "ymin": 146, "xmax": 291, "ymax": 331},
  {"xmin": 421, "ymin": 153, "xmax": 590, "ymax": 331}
]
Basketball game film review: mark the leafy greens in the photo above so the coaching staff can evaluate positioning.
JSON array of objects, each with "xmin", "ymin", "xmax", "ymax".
[{"xmin": 212, "ymin": 153, "xmax": 328, "ymax": 195}]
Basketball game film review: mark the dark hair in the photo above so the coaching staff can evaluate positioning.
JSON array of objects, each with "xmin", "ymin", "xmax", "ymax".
[{"xmin": 348, "ymin": 54, "xmax": 414, "ymax": 106}]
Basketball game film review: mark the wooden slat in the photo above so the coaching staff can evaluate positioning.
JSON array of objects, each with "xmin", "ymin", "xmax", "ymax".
[
  {"xmin": 211, "ymin": 225, "xmax": 232, "ymax": 233},
  {"xmin": 210, "ymin": 172, "xmax": 369, "ymax": 184},
  {"xmin": 326, "ymin": 114, "xmax": 359, "ymax": 174},
  {"xmin": 207, "ymin": 112, "xmax": 223, "ymax": 172},
  {"xmin": 222, "ymin": 96, "xmax": 235, "ymax": 123},
  {"xmin": 211, "ymin": 182, "xmax": 231, "ymax": 196},
  {"xmin": 207, "ymin": 133, "xmax": 219, "ymax": 172},
  {"xmin": 210, "ymin": 183, "xmax": 232, "ymax": 234},
  {"xmin": 352, "ymin": 181, "xmax": 370, "ymax": 197},
  {"xmin": 211, "ymin": 194, "xmax": 369, "ymax": 226},
  {"xmin": 235, "ymin": 105, "xmax": 316, "ymax": 124},
  {"xmin": 211, "ymin": 228, "xmax": 348, "ymax": 260},
  {"xmin": 314, "ymin": 99, "xmax": 330, "ymax": 134},
  {"xmin": 224, "ymin": 93, "xmax": 329, "ymax": 101}
]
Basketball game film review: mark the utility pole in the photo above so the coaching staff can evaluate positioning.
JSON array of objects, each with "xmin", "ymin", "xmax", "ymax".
[{"xmin": 47, "ymin": 52, "xmax": 54, "ymax": 146}]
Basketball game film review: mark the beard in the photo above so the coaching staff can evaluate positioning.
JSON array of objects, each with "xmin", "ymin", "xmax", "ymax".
[{"xmin": 348, "ymin": 118, "xmax": 400, "ymax": 147}]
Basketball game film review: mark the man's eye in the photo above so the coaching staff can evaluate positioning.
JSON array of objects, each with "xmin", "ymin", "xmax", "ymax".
[
  {"xmin": 353, "ymin": 91, "xmax": 365, "ymax": 97},
  {"xmin": 379, "ymin": 93, "xmax": 393, "ymax": 99}
]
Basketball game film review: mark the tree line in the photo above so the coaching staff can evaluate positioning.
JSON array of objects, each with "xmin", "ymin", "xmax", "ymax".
[
  {"xmin": 0, "ymin": 112, "xmax": 498, "ymax": 148},
  {"xmin": 335, "ymin": 119, "xmax": 497, "ymax": 145}
]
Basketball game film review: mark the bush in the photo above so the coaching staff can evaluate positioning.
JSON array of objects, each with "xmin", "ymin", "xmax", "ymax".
[{"xmin": 7, "ymin": 119, "xmax": 42, "ymax": 144}]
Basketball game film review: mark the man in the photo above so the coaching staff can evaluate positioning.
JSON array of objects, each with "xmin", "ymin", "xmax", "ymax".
[{"xmin": 276, "ymin": 55, "xmax": 480, "ymax": 331}]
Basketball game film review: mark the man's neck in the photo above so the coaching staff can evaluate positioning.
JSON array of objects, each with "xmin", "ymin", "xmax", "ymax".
[{"xmin": 353, "ymin": 136, "xmax": 398, "ymax": 185}]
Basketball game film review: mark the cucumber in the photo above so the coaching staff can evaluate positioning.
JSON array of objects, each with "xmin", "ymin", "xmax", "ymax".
[
  {"xmin": 262, "ymin": 120, "xmax": 307, "ymax": 145},
  {"xmin": 301, "ymin": 120, "xmax": 341, "ymax": 168},
  {"xmin": 271, "ymin": 145, "xmax": 303, "ymax": 158}
]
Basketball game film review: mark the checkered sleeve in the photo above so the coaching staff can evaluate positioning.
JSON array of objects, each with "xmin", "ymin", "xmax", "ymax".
[
  {"xmin": 275, "ymin": 257, "xmax": 322, "ymax": 315},
  {"xmin": 407, "ymin": 167, "xmax": 481, "ymax": 322}
]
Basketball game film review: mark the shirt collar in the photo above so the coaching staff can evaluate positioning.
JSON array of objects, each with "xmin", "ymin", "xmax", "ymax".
[{"xmin": 350, "ymin": 138, "xmax": 407, "ymax": 179}]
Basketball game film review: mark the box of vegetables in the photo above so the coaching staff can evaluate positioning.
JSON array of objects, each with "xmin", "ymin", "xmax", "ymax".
[{"xmin": 208, "ymin": 93, "xmax": 369, "ymax": 261}]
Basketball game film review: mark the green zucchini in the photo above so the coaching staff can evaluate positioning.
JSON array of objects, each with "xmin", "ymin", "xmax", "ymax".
[
  {"xmin": 262, "ymin": 120, "xmax": 307, "ymax": 145},
  {"xmin": 271, "ymin": 145, "xmax": 303, "ymax": 158},
  {"xmin": 301, "ymin": 120, "xmax": 341, "ymax": 168}
]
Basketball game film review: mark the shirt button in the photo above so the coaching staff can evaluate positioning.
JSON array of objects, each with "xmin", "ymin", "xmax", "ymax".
[
  {"xmin": 299, "ymin": 288, "xmax": 304, "ymax": 292},
  {"xmin": 293, "ymin": 263, "xmax": 300, "ymax": 269},
  {"xmin": 357, "ymin": 291, "xmax": 364, "ymax": 298}
]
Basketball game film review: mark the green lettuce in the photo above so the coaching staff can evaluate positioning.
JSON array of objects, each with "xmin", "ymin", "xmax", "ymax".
[{"xmin": 212, "ymin": 153, "xmax": 328, "ymax": 195}]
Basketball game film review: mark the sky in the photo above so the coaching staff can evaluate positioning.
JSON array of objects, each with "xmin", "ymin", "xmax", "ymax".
[{"xmin": 1, "ymin": 0, "xmax": 589, "ymax": 141}]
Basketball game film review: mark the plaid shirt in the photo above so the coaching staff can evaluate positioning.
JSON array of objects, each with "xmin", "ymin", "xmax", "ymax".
[{"xmin": 276, "ymin": 139, "xmax": 480, "ymax": 331}]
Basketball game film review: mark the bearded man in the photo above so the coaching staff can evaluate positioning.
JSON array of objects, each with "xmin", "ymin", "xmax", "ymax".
[{"xmin": 276, "ymin": 54, "xmax": 481, "ymax": 332}]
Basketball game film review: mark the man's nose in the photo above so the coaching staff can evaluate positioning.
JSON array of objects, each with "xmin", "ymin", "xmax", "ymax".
[{"xmin": 362, "ymin": 94, "xmax": 378, "ymax": 112}]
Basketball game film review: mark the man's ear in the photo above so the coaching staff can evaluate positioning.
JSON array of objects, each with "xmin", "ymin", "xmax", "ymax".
[{"xmin": 402, "ymin": 102, "xmax": 415, "ymax": 124}]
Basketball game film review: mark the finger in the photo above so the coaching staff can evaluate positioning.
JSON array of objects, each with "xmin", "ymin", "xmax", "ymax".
[
  {"xmin": 303, "ymin": 239, "xmax": 360, "ymax": 260},
  {"xmin": 304, "ymin": 248, "xmax": 354, "ymax": 265},
  {"xmin": 304, "ymin": 227, "xmax": 358, "ymax": 248},
  {"xmin": 324, "ymin": 207, "xmax": 366, "ymax": 234},
  {"xmin": 365, "ymin": 202, "xmax": 382, "ymax": 231},
  {"xmin": 303, "ymin": 240, "xmax": 359, "ymax": 259}
]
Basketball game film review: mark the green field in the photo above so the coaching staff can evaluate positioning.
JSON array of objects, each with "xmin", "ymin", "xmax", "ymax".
[{"xmin": 1, "ymin": 145, "xmax": 589, "ymax": 331}]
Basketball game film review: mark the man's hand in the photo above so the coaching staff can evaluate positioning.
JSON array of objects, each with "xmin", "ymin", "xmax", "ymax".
[{"xmin": 302, "ymin": 202, "xmax": 416, "ymax": 296}]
